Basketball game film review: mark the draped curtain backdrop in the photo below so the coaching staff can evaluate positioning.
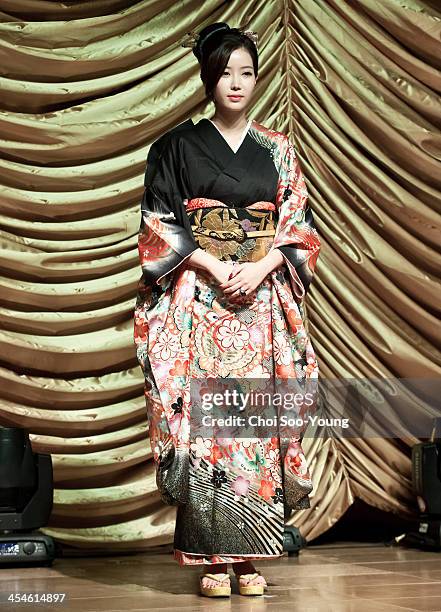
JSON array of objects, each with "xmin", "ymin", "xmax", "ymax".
[{"xmin": 0, "ymin": 0, "xmax": 440, "ymax": 550}]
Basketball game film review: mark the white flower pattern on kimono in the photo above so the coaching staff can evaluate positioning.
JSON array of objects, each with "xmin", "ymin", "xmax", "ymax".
[
  {"xmin": 152, "ymin": 328, "xmax": 179, "ymax": 361},
  {"xmin": 190, "ymin": 436, "xmax": 212, "ymax": 458},
  {"xmin": 273, "ymin": 335, "xmax": 291, "ymax": 365},
  {"xmin": 217, "ymin": 318, "xmax": 250, "ymax": 350},
  {"xmin": 268, "ymin": 448, "xmax": 282, "ymax": 484}
]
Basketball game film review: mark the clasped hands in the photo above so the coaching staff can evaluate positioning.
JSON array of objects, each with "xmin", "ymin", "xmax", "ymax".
[
  {"xmin": 187, "ymin": 248, "xmax": 284, "ymax": 304},
  {"xmin": 212, "ymin": 260, "xmax": 270, "ymax": 304}
]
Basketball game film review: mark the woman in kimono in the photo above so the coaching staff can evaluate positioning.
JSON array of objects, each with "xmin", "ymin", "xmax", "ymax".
[{"xmin": 134, "ymin": 22, "xmax": 321, "ymax": 597}]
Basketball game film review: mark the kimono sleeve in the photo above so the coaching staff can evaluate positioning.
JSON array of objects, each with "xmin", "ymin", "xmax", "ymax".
[
  {"xmin": 271, "ymin": 137, "xmax": 321, "ymax": 300},
  {"xmin": 138, "ymin": 134, "xmax": 198, "ymax": 285}
]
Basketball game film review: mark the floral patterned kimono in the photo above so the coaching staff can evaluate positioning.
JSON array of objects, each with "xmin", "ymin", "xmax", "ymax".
[{"xmin": 134, "ymin": 117, "xmax": 321, "ymax": 565}]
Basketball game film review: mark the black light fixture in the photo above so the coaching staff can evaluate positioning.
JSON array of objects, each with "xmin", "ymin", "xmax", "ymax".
[
  {"xmin": 283, "ymin": 525, "xmax": 307, "ymax": 556},
  {"xmin": 394, "ymin": 418, "xmax": 441, "ymax": 551},
  {"xmin": 284, "ymin": 501, "xmax": 307, "ymax": 556},
  {"xmin": 0, "ymin": 427, "xmax": 56, "ymax": 565}
]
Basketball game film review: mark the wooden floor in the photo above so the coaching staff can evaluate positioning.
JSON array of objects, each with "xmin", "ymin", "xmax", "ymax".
[{"xmin": 0, "ymin": 543, "xmax": 440, "ymax": 611}]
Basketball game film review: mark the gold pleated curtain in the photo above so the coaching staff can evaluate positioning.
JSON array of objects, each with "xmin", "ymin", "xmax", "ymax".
[{"xmin": 0, "ymin": 0, "xmax": 440, "ymax": 551}]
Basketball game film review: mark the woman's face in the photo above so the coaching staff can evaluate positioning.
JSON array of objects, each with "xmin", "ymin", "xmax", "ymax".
[{"xmin": 212, "ymin": 47, "xmax": 257, "ymax": 113}]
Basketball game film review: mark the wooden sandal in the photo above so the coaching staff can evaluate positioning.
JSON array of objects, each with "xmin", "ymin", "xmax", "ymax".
[
  {"xmin": 199, "ymin": 572, "xmax": 231, "ymax": 597},
  {"xmin": 235, "ymin": 571, "xmax": 267, "ymax": 596}
]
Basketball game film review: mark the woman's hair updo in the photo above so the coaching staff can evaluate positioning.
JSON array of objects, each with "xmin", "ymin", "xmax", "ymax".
[{"xmin": 191, "ymin": 22, "xmax": 258, "ymax": 100}]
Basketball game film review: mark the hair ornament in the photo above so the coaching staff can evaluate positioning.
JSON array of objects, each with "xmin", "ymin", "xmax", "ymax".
[
  {"xmin": 239, "ymin": 29, "xmax": 258, "ymax": 49},
  {"xmin": 180, "ymin": 30, "xmax": 200, "ymax": 49},
  {"xmin": 180, "ymin": 25, "xmax": 258, "ymax": 52}
]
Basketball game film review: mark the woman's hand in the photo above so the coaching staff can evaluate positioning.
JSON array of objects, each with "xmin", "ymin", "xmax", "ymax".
[
  {"xmin": 220, "ymin": 261, "xmax": 270, "ymax": 300},
  {"xmin": 187, "ymin": 248, "xmax": 284, "ymax": 303},
  {"xmin": 187, "ymin": 250, "xmax": 239, "ymax": 288},
  {"xmin": 210, "ymin": 260, "xmax": 237, "ymax": 286}
]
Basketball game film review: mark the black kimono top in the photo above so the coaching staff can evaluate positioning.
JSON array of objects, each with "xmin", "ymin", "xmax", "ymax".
[{"xmin": 138, "ymin": 117, "xmax": 320, "ymax": 302}]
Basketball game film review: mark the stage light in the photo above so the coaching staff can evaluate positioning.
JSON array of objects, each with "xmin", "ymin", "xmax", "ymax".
[
  {"xmin": 283, "ymin": 525, "xmax": 307, "ymax": 556},
  {"xmin": 394, "ymin": 418, "xmax": 441, "ymax": 551},
  {"xmin": 0, "ymin": 428, "xmax": 56, "ymax": 566}
]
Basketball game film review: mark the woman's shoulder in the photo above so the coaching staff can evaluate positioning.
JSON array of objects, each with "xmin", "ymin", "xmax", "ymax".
[
  {"xmin": 250, "ymin": 119, "xmax": 291, "ymax": 149},
  {"xmin": 251, "ymin": 119, "xmax": 288, "ymax": 140},
  {"xmin": 150, "ymin": 119, "xmax": 193, "ymax": 151},
  {"xmin": 145, "ymin": 119, "xmax": 194, "ymax": 177}
]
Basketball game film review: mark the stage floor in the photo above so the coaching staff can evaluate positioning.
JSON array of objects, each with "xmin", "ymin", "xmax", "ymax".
[{"xmin": 0, "ymin": 543, "xmax": 440, "ymax": 611}]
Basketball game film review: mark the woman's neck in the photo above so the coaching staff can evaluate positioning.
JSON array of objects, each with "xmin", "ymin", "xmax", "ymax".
[{"xmin": 211, "ymin": 110, "xmax": 249, "ymax": 132}]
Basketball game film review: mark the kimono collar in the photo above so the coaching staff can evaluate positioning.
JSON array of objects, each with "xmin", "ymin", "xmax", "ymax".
[{"xmin": 193, "ymin": 118, "xmax": 259, "ymax": 182}]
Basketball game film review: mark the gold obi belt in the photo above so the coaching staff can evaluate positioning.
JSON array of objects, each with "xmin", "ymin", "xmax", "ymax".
[{"xmin": 186, "ymin": 198, "xmax": 276, "ymax": 263}]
